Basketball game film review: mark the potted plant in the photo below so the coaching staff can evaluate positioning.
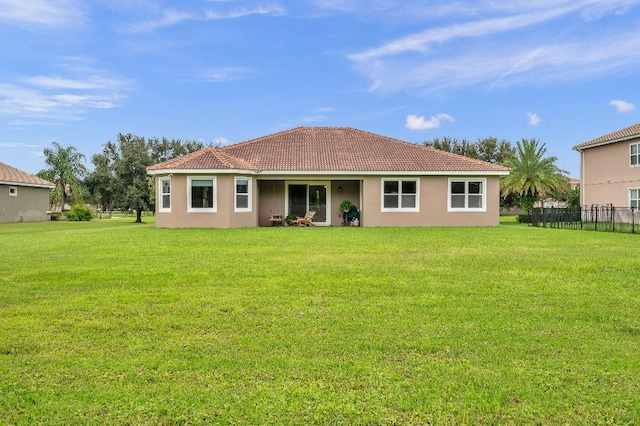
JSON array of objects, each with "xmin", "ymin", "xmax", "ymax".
[
  {"xmin": 339, "ymin": 200, "xmax": 354, "ymax": 225},
  {"xmin": 285, "ymin": 213, "xmax": 298, "ymax": 226}
]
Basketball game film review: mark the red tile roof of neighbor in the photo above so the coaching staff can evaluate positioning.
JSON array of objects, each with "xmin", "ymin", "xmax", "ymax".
[
  {"xmin": 0, "ymin": 162, "xmax": 55, "ymax": 188},
  {"xmin": 147, "ymin": 127, "xmax": 510, "ymax": 174},
  {"xmin": 573, "ymin": 122, "xmax": 640, "ymax": 151}
]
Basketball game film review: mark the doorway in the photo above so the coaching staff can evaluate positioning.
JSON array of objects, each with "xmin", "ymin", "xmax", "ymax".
[{"xmin": 287, "ymin": 182, "xmax": 330, "ymax": 225}]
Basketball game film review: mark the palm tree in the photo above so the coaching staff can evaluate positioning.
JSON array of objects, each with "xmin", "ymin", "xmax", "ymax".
[
  {"xmin": 501, "ymin": 139, "xmax": 569, "ymax": 215},
  {"xmin": 38, "ymin": 142, "xmax": 87, "ymax": 211}
]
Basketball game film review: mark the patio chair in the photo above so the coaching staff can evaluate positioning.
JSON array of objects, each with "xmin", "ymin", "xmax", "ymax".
[{"xmin": 290, "ymin": 210, "xmax": 316, "ymax": 227}]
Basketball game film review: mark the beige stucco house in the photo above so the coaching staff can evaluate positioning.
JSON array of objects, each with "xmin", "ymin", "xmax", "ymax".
[
  {"xmin": 147, "ymin": 127, "xmax": 510, "ymax": 228},
  {"xmin": 0, "ymin": 162, "xmax": 55, "ymax": 223},
  {"xmin": 573, "ymin": 122, "xmax": 640, "ymax": 207}
]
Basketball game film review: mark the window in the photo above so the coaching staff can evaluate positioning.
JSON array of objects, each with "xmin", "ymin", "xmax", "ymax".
[
  {"xmin": 381, "ymin": 179, "xmax": 419, "ymax": 211},
  {"xmin": 188, "ymin": 177, "xmax": 216, "ymax": 212},
  {"xmin": 9, "ymin": 186, "xmax": 17, "ymax": 196},
  {"xmin": 448, "ymin": 179, "xmax": 486, "ymax": 211},
  {"xmin": 631, "ymin": 188, "xmax": 640, "ymax": 209},
  {"xmin": 159, "ymin": 177, "xmax": 171, "ymax": 212},
  {"xmin": 235, "ymin": 177, "xmax": 252, "ymax": 212},
  {"xmin": 631, "ymin": 143, "xmax": 639, "ymax": 166}
]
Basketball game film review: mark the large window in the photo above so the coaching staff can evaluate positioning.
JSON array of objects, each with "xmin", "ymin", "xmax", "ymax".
[
  {"xmin": 448, "ymin": 179, "xmax": 486, "ymax": 211},
  {"xmin": 188, "ymin": 177, "xmax": 216, "ymax": 212},
  {"xmin": 631, "ymin": 143, "xmax": 639, "ymax": 166},
  {"xmin": 235, "ymin": 177, "xmax": 252, "ymax": 212},
  {"xmin": 382, "ymin": 179, "xmax": 419, "ymax": 211},
  {"xmin": 631, "ymin": 188, "xmax": 640, "ymax": 209},
  {"xmin": 159, "ymin": 177, "xmax": 171, "ymax": 212}
]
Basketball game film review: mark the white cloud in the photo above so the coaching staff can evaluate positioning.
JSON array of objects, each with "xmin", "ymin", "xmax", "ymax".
[
  {"xmin": 405, "ymin": 113, "xmax": 454, "ymax": 130},
  {"xmin": 610, "ymin": 99, "xmax": 635, "ymax": 113},
  {"xmin": 0, "ymin": 0, "xmax": 84, "ymax": 28},
  {"xmin": 527, "ymin": 111, "xmax": 541, "ymax": 126},
  {"xmin": 203, "ymin": 67, "xmax": 251, "ymax": 82},
  {"xmin": 0, "ymin": 67, "xmax": 131, "ymax": 124},
  {"xmin": 205, "ymin": 5, "xmax": 286, "ymax": 19},
  {"xmin": 0, "ymin": 142, "xmax": 42, "ymax": 148},
  {"xmin": 125, "ymin": 9, "xmax": 195, "ymax": 32},
  {"xmin": 348, "ymin": 2, "xmax": 640, "ymax": 93}
]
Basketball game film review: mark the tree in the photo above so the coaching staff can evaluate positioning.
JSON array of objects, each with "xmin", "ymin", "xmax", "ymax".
[
  {"xmin": 423, "ymin": 137, "xmax": 515, "ymax": 165},
  {"xmin": 501, "ymin": 139, "xmax": 569, "ymax": 215},
  {"xmin": 37, "ymin": 142, "xmax": 87, "ymax": 211},
  {"xmin": 88, "ymin": 134, "xmax": 204, "ymax": 223}
]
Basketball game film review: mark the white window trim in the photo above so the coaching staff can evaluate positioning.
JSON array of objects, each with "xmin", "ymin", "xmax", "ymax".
[
  {"xmin": 187, "ymin": 176, "xmax": 217, "ymax": 213},
  {"xmin": 631, "ymin": 142, "xmax": 640, "ymax": 167},
  {"xmin": 9, "ymin": 186, "xmax": 17, "ymax": 196},
  {"xmin": 234, "ymin": 176, "xmax": 252, "ymax": 213},
  {"xmin": 158, "ymin": 177, "xmax": 171, "ymax": 213},
  {"xmin": 447, "ymin": 178, "xmax": 487, "ymax": 212},
  {"xmin": 381, "ymin": 178, "xmax": 420, "ymax": 212},
  {"xmin": 630, "ymin": 187, "xmax": 640, "ymax": 209}
]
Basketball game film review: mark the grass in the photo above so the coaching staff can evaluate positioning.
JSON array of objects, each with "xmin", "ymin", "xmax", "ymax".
[{"xmin": 1, "ymin": 218, "xmax": 639, "ymax": 425}]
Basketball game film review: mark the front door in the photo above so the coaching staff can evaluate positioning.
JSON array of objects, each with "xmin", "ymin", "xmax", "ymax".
[{"xmin": 287, "ymin": 182, "xmax": 330, "ymax": 225}]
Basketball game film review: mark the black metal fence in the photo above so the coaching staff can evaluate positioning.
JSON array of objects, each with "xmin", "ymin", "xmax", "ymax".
[{"xmin": 529, "ymin": 205, "xmax": 638, "ymax": 234}]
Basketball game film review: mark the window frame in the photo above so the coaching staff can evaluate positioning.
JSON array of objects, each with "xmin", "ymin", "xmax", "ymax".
[
  {"xmin": 9, "ymin": 186, "xmax": 17, "ymax": 196},
  {"xmin": 447, "ymin": 178, "xmax": 487, "ymax": 212},
  {"xmin": 187, "ymin": 176, "xmax": 217, "ymax": 213},
  {"xmin": 380, "ymin": 178, "xmax": 420, "ymax": 212},
  {"xmin": 158, "ymin": 177, "xmax": 171, "ymax": 212},
  {"xmin": 630, "ymin": 188, "xmax": 640, "ymax": 209},
  {"xmin": 631, "ymin": 143, "xmax": 640, "ymax": 167},
  {"xmin": 234, "ymin": 176, "xmax": 252, "ymax": 212}
]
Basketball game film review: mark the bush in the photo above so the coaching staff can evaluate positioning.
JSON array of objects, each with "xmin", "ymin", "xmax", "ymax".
[
  {"xmin": 64, "ymin": 203, "xmax": 93, "ymax": 221},
  {"xmin": 516, "ymin": 213, "xmax": 529, "ymax": 224}
]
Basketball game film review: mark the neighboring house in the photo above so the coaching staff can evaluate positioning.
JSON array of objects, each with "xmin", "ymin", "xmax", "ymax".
[
  {"xmin": 536, "ymin": 177, "xmax": 580, "ymax": 208},
  {"xmin": 147, "ymin": 127, "xmax": 510, "ymax": 228},
  {"xmin": 573, "ymin": 122, "xmax": 640, "ymax": 207},
  {"xmin": 0, "ymin": 162, "xmax": 55, "ymax": 223}
]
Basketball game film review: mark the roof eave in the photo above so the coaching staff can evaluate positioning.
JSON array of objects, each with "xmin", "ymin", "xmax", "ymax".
[
  {"xmin": 574, "ymin": 133, "xmax": 640, "ymax": 151},
  {"xmin": 0, "ymin": 180, "xmax": 55, "ymax": 189},
  {"xmin": 148, "ymin": 169, "xmax": 509, "ymax": 176}
]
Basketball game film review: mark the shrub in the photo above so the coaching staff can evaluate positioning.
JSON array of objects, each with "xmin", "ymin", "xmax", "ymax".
[
  {"xmin": 64, "ymin": 203, "xmax": 93, "ymax": 221},
  {"xmin": 516, "ymin": 213, "xmax": 529, "ymax": 224}
]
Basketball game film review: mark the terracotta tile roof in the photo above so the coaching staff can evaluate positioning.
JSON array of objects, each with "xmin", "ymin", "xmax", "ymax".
[
  {"xmin": 573, "ymin": 122, "xmax": 640, "ymax": 151},
  {"xmin": 148, "ymin": 127, "xmax": 510, "ymax": 174},
  {"xmin": 147, "ymin": 147, "xmax": 255, "ymax": 171},
  {"xmin": 0, "ymin": 162, "xmax": 55, "ymax": 188}
]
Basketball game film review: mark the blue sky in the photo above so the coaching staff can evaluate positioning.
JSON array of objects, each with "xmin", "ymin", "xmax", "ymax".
[{"xmin": 2, "ymin": 0, "xmax": 640, "ymax": 178}]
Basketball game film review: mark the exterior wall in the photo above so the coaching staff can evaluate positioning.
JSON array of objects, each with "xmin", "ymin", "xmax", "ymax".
[
  {"xmin": 361, "ymin": 175, "xmax": 501, "ymax": 227},
  {"xmin": 0, "ymin": 184, "xmax": 50, "ymax": 223},
  {"xmin": 155, "ymin": 174, "xmax": 258, "ymax": 228},
  {"xmin": 580, "ymin": 139, "xmax": 640, "ymax": 206},
  {"xmin": 154, "ymin": 173, "xmax": 502, "ymax": 228}
]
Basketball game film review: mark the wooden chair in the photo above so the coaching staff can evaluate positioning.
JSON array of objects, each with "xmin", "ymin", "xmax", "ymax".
[{"xmin": 290, "ymin": 210, "xmax": 316, "ymax": 227}]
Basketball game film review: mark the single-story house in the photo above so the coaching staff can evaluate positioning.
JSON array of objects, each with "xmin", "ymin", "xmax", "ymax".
[
  {"xmin": 147, "ymin": 127, "xmax": 510, "ymax": 228},
  {"xmin": 573, "ymin": 122, "xmax": 640, "ymax": 207},
  {"xmin": 0, "ymin": 161, "xmax": 55, "ymax": 223}
]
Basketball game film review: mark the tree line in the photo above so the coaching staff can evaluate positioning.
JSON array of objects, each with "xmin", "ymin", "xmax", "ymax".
[
  {"xmin": 37, "ymin": 134, "xmax": 575, "ymax": 222},
  {"xmin": 37, "ymin": 134, "xmax": 206, "ymax": 222}
]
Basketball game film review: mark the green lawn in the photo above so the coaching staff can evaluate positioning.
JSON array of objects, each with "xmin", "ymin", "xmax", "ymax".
[{"xmin": 1, "ymin": 219, "xmax": 639, "ymax": 425}]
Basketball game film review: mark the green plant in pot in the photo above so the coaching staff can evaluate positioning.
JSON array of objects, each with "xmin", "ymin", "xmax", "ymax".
[
  {"xmin": 285, "ymin": 213, "xmax": 298, "ymax": 226},
  {"xmin": 339, "ymin": 200, "xmax": 354, "ymax": 225}
]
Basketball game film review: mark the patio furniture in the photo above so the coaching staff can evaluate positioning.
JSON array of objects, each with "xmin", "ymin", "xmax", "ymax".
[{"xmin": 290, "ymin": 210, "xmax": 316, "ymax": 227}]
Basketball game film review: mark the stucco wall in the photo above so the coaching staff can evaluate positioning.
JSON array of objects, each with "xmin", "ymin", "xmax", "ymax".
[
  {"xmin": 0, "ymin": 184, "xmax": 50, "ymax": 223},
  {"xmin": 361, "ymin": 176, "xmax": 501, "ymax": 227},
  {"xmin": 155, "ymin": 174, "xmax": 258, "ymax": 228},
  {"xmin": 154, "ymin": 173, "xmax": 502, "ymax": 228},
  {"xmin": 580, "ymin": 140, "xmax": 640, "ymax": 206}
]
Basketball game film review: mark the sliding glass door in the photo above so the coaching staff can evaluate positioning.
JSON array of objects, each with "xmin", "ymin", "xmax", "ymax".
[{"xmin": 287, "ymin": 182, "xmax": 330, "ymax": 225}]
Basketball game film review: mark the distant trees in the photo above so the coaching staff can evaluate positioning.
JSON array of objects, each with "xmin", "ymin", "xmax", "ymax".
[
  {"xmin": 37, "ymin": 142, "xmax": 88, "ymax": 211},
  {"xmin": 423, "ymin": 136, "xmax": 515, "ymax": 165},
  {"xmin": 86, "ymin": 134, "xmax": 204, "ymax": 222},
  {"xmin": 501, "ymin": 139, "xmax": 569, "ymax": 215}
]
